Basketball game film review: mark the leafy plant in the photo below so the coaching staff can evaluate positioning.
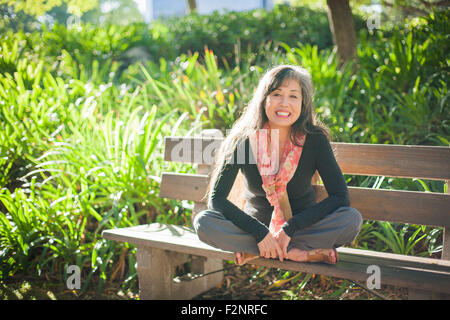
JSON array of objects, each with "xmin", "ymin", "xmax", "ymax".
[{"xmin": 370, "ymin": 222, "xmax": 427, "ymax": 256}]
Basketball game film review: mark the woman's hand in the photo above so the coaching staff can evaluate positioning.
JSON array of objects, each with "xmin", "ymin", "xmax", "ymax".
[
  {"xmin": 274, "ymin": 229, "xmax": 291, "ymax": 260},
  {"xmin": 257, "ymin": 232, "xmax": 284, "ymax": 261}
]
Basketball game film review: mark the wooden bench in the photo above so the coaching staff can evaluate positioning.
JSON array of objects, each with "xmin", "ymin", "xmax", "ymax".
[{"xmin": 102, "ymin": 129, "xmax": 450, "ymax": 300}]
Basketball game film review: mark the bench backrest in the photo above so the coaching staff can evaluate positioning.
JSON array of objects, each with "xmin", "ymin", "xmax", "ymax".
[{"xmin": 160, "ymin": 130, "xmax": 450, "ymax": 260}]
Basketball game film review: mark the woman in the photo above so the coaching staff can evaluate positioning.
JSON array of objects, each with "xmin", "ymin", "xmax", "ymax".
[{"xmin": 193, "ymin": 65, "xmax": 362, "ymax": 266}]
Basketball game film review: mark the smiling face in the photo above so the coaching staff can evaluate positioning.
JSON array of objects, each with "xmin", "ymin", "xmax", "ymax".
[{"xmin": 264, "ymin": 78, "xmax": 302, "ymax": 131}]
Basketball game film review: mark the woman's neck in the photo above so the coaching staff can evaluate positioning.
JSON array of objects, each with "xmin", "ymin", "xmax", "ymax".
[{"xmin": 268, "ymin": 124, "xmax": 291, "ymax": 148}]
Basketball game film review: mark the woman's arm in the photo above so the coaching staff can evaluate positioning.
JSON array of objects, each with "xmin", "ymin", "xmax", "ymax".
[
  {"xmin": 209, "ymin": 160, "xmax": 270, "ymax": 243},
  {"xmin": 282, "ymin": 133, "xmax": 350, "ymax": 237}
]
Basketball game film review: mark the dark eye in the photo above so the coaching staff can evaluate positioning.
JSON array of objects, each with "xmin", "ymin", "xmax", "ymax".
[{"xmin": 290, "ymin": 95, "xmax": 298, "ymax": 99}]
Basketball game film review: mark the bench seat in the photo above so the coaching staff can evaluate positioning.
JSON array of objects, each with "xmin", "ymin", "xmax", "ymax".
[{"xmin": 102, "ymin": 223, "xmax": 450, "ymax": 296}]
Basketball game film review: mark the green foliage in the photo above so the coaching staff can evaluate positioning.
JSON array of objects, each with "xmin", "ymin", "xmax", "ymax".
[
  {"xmin": 370, "ymin": 222, "xmax": 427, "ymax": 255},
  {"xmin": 157, "ymin": 5, "xmax": 335, "ymax": 63},
  {"xmin": 0, "ymin": 45, "xmax": 193, "ymax": 291},
  {"xmin": 0, "ymin": 0, "xmax": 98, "ymax": 17},
  {"xmin": 0, "ymin": 4, "xmax": 364, "ymax": 78}
]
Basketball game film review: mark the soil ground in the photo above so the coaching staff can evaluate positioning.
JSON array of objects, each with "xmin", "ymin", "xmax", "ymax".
[{"xmin": 1, "ymin": 262, "xmax": 407, "ymax": 300}]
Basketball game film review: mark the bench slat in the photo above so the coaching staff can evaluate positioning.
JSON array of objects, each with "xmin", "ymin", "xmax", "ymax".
[
  {"xmin": 164, "ymin": 137, "xmax": 450, "ymax": 180},
  {"xmin": 103, "ymin": 223, "xmax": 235, "ymax": 261},
  {"xmin": 160, "ymin": 173, "xmax": 450, "ymax": 227},
  {"xmin": 338, "ymin": 247, "xmax": 450, "ymax": 272},
  {"xmin": 333, "ymin": 142, "xmax": 450, "ymax": 180},
  {"xmin": 164, "ymin": 137, "xmax": 222, "ymax": 165},
  {"xmin": 102, "ymin": 223, "xmax": 450, "ymax": 294},
  {"xmin": 314, "ymin": 185, "xmax": 450, "ymax": 227},
  {"xmin": 159, "ymin": 173, "xmax": 209, "ymax": 202}
]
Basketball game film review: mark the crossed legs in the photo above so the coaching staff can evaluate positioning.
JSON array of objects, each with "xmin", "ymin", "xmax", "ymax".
[{"xmin": 193, "ymin": 206, "xmax": 362, "ymax": 265}]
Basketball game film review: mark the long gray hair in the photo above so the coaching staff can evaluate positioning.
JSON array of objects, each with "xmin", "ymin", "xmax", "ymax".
[{"xmin": 205, "ymin": 64, "xmax": 330, "ymax": 204}]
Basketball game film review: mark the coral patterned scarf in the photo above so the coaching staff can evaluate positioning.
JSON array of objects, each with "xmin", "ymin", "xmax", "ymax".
[{"xmin": 249, "ymin": 122, "xmax": 306, "ymax": 235}]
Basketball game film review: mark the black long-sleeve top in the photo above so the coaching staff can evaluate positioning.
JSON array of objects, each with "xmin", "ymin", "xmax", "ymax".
[{"xmin": 208, "ymin": 130, "xmax": 350, "ymax": 244}]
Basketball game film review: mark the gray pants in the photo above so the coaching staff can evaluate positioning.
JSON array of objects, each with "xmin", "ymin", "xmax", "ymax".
[{"xmin": 193, "ymin": 206, "xmax": 363, "ymax": 255}]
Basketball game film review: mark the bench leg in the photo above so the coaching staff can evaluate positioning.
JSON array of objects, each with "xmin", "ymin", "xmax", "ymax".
[
  {"xmin": 136, "ymin": 246, "xmax": 223, "ymax": 300},
  {"xmin": 136, "ymin": 246, "xmax": 172, "ymax": 299},
  {"xmin": 190, "ymin": 255, "xmax": 224, "ymax": 295}
]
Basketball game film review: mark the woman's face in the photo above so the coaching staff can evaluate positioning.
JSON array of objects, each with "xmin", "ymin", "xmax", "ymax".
[{"xmin": 264, "ymin": 78, "xmax": 302, "ymax": 131}]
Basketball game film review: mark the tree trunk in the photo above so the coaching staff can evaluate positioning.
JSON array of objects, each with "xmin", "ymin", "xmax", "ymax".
[
  {"xmin": 187, "ymin": 0, "xmax": 197, "ymax": 13},
  {"xmin": 326, "ymin": 0, "xmax": 358, "ymax": 68}
]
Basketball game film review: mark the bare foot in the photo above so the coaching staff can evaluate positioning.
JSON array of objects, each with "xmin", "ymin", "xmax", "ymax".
[
  {"xmin": 287, "ymin": 248, "xmax": 337, "ymax": 264},
  {"xmin": 287, "ymin": 248, "xmax": 309, "ymax": 262},
  {"xmin": 234, "ymin": 252, "xmax": 259, "ymax": 266}
]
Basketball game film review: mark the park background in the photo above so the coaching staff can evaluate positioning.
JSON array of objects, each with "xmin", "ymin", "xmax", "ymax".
[{"xmin": 0, "ymin": 0, "xmax": 449, "ymax": 299}]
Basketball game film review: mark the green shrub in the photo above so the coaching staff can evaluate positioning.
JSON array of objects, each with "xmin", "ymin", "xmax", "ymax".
[{"xmin": 156, "ymin": 4, "xmax": 365, "ymax": 66}]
